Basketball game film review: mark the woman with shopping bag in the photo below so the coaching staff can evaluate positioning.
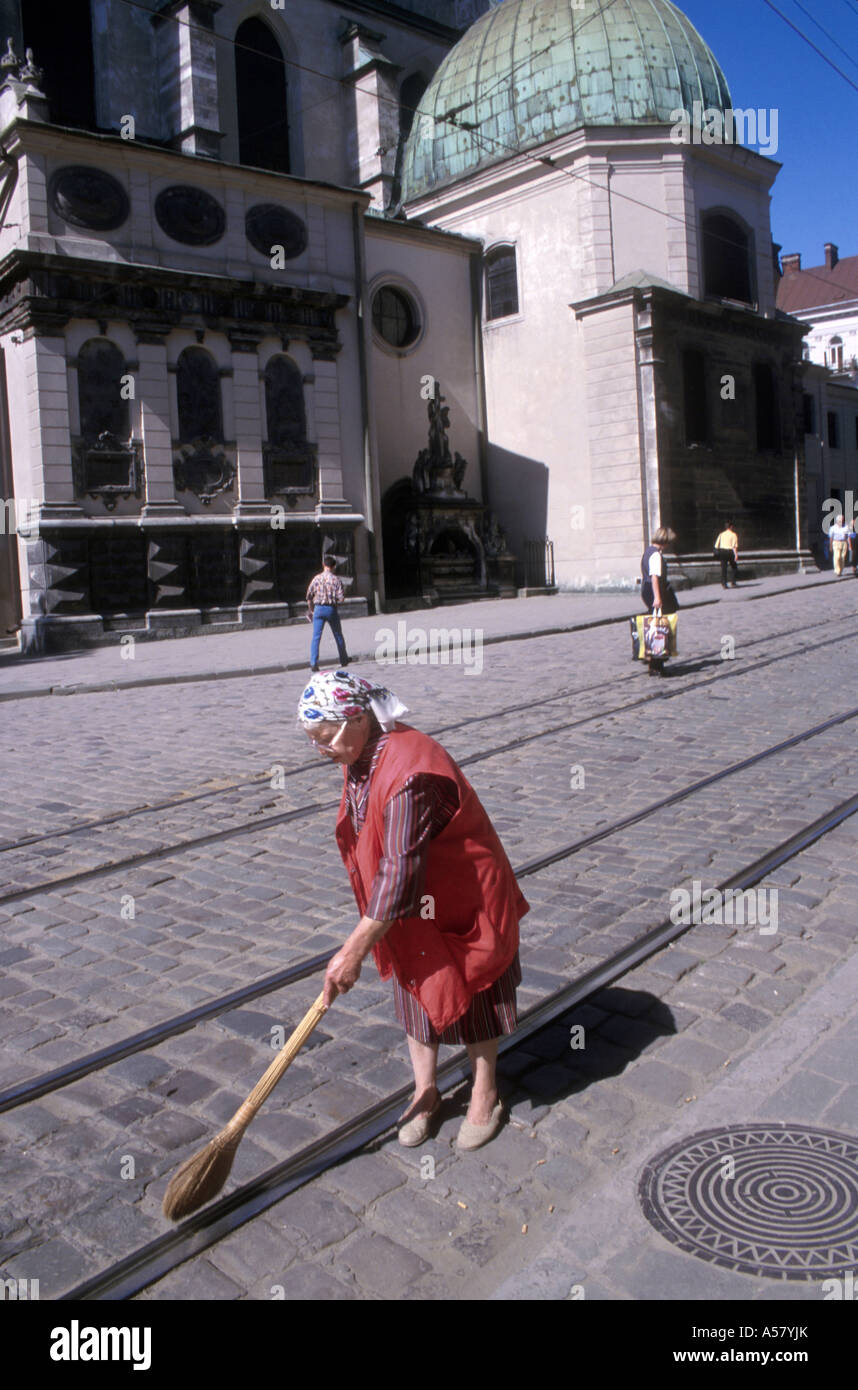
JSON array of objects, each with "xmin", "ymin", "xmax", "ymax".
[{"xmin": 639, "ymin": 526, "xmax": 678, "ymax": 677}]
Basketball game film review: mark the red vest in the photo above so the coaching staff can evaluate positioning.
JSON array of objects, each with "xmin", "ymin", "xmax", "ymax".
[{"xmin": 335, "ymin": 725, "xmax": 528, "ymax": 1031}]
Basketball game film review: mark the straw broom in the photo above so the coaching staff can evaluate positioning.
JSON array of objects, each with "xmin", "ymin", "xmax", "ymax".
[{"xmin": 162, "ymin": 990, "xmax": 328, "ymax": 1221}]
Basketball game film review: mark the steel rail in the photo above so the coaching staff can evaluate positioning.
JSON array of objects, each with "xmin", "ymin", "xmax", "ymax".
[
  {"xmin": 4, "ymin": 698, "xmax": 857, "ymax": 1115},
  {"xmin": 60, "ymin": 789, "xmax": 858, "ymax": 1301},
  {"xmin": 1, "ymin": 604, "xmax": 852, "ymax": 855},
  {"xmin": 2, "ymin": 617, "xmax": 854, "ymax": 907}
]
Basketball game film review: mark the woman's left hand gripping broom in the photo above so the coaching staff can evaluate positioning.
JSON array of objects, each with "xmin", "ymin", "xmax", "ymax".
[{"xmin": 162, "ymin": 990, "xmax": 328, "ymax": 1221}]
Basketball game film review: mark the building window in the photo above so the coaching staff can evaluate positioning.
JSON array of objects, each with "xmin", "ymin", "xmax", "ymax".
[
  {"xmin": 753, "ymin": 364, "xmax": 779, "ymax": 450},
  {"xmin": 826, "ymin": 337, "xmax": 844, "ymax": 371},
  {"xmin": 702, "ymin": 212, "xmax": 753, "ymax": 304},
  {"xmin": 77, "ymin": 339, "xmax": 130, "ymax": 443},
  {"xmin": 265, "ymin": 356, "xmax": 306, "ymax": 448},
  {"xmin": 176, "ymin": 348, "xmax": 223, "ymax": 442},
  {"xmin": 802, "ymin": 394, "xmax": 816, "ymax": 435},
  {"xmin": 682, "ymin": 349, "xmax": 708, "ymax": 445},
  {"xmin": 391, "ymin": 72, "xmax": 429, "ymax": 206},
  {"xmin": 235, "ymin": 17, "xmax": 290, "ymax": 174},
  {"xmin": 485, "ymin": 245, "xmax": 519, "ymax": 320},
  {"xmin": 372, "ymin": 286, "xmax": 420, "ymax": 348},
  {"xmin": 23, "ymin": 0, "xmax": 96, "ymax": 131},
  {"xmin": 828, "ymin": 411, "xmax": 840, "ymax": 450}
]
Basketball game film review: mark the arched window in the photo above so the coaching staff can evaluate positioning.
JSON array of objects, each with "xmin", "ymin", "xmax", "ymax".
[
  {"xmin": 826, "ymin": 336, "xmax": 844, "ymax": 371},
  {"xmin": 264, "ymin": 356, "xmax": 306, "ymax": 448},
  {"xmin": 263, "ymin": 355, "xmax": 314, "ymax": 495},
  {"xmin": 23, "ymin": 0, "xmax": 96, "ymax": 130},
  {"xmin": 702, "ymin": 212, "xmax": 753, "ymax": 304},
  {"xmin": 391, "ymin": 72, "xmax": 429, "ymax": 207},
  {"xmin": 235, "ymin": 17, "xmax": 290, "ymax": 174},
  {"xmin": 485, "ymin": 245, "xmax": 519, "ymax": 320},
  {"xmin": 176, "ymin": 348, "xmax": 222, "ymax": 442},
  {"xmin": 77, "ymin": 339, "xmax": 129, "ymax": 443}
]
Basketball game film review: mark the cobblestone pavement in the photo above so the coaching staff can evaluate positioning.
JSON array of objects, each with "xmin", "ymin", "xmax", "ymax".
[{"xmin": 1, "ymin": 575, "xmax": 857, "ymax": 1299}]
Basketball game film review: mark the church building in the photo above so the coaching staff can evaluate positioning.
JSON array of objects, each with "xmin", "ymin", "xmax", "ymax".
[{"xmin": 0, "ymin": 0, "xmax": 809, "ymax": 651}]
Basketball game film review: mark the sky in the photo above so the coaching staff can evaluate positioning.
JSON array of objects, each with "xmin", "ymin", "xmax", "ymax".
[{"xmin": 678, "ymin": 0, "xmax": 858, "ymax": 269}]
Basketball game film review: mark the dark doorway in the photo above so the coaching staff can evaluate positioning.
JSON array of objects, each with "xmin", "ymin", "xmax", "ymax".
[
  {"xmin": 235, "ymin": 17, "xmax": 290, "ymax": 174},
  {"xmin": 382, "ymin": 479, "xmax": 420, "ymax": 598}
]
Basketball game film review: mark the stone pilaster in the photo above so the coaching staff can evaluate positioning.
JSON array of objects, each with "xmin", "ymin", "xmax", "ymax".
[
  {"xmin": 228, "ymin": 330, "xmax": 268, "ymax": 516},
  {"xmin": 340, "ymin": 23, "xmax": 400, "ymax": 213},
  {"xmin": 22, "ymin": 334, "xmax": 78, "ymax": 514},
  {"xmin": 153, "ymin": 0, "xmax": 224, "ymax": 158},
  {"xmin": 311, "ymin": 358, "xmax": 349, "ymax": 514},
  {"xmin": 137, "ymin": 330, "xmax": 184, "ymax": 516}
]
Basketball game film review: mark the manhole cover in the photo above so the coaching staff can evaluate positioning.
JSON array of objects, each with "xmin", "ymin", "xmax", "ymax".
[{"xmin": 639, "ymin": 1124, "xmax": 858, "ymax": 1279}]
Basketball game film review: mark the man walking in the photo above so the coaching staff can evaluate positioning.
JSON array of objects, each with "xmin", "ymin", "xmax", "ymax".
[
  {"xmin": 306, "ymin": 554, "xmax": 349, "ymax": 671},
  {"xmin": 830, "ymin": 515, "xmax": 850, "ymax": 576},
  {"xmin": 714, "ymin": 521, "xmax": 739, "ymax": 589}
]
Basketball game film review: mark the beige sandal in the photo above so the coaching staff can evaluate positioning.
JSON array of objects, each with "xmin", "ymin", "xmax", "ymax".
[
  {"xmin": 456, "ymin": 1101, "xmax": 504, "ymax": 1151},
  {"xmin": 397, "ymin": 1097, "xmax": 441, "ymax": 1147}
]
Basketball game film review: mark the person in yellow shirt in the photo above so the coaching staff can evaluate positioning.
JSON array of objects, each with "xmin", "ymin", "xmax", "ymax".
[{"xmin": 714, "ymin": 523, "xmax": 739, "ymax": 589}]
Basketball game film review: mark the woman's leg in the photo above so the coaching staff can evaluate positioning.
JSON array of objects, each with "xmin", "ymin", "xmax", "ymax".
[
  {"xmin": 403, "ymin": 1034, "xmax": 440, "ymax": 1119},
  {"xmin": 465, "ymin": 1038, "xmax": 499, "ymax": 1124}
]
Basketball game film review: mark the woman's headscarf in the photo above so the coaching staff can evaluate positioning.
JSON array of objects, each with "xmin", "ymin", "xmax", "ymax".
[{"xmin": 297, "ymin": 669, "xmax": 408, "ymax": 732}]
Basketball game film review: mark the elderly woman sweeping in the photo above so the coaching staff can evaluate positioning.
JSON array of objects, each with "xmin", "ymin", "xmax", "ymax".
[{"xmin": 298, "ymin": 670, "xmax": 528, "ymax": 1151}]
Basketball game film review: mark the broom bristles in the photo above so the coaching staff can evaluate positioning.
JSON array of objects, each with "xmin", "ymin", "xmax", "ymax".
[{"xmin": 162, "ymin": 1126, "xmax": 244, "ymax": 1221}]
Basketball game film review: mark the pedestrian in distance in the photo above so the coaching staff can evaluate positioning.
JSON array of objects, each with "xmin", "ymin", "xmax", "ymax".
[
  {"xmin": 830, "ymin": 515, "xmax": 850, "ymax": 577},
  {"xmin": 640, "ymin": 526, "xmax": 678, "ymax": 677},
  {"xmin": 298, "ymin": 670, "xmax": 528, "ymax": 1152},
  {"xmin": 714, "ymin": 521, "xmax": 739, "ymax": 589},
  {"xmin": 306, "ymin": 554, "xmax": 349, "ymax": 671},
  {"xmin": 849, "ymin": 517, "xmax": 858, "ymax": 577}
]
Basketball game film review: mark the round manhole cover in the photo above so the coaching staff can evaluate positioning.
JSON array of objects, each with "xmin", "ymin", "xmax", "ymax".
[{"xmin": 639, "ymin": 1124, "xmax": 858, "ymax": 1280}]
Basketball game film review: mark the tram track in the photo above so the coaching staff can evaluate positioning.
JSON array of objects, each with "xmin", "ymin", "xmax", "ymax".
[
  {"xmin": 55, "ymin": 787, "xmax": 858, "ymax": 1301},
  {"xmin": 2, "ymin": 612, "xmax": 857, "ymax": 906},
  {"xmin": 3, "ymin": 696, "xmax": 857, "ymax": 1117},
  {"xmin": 2, "ymin": 602, "xmax": 854, "ymax": 856}
]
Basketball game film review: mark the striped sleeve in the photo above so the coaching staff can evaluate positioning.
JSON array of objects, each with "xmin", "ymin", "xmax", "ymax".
[{"xmin": 365, "ymin": 773, "xmax": 459, "ymax": 922}]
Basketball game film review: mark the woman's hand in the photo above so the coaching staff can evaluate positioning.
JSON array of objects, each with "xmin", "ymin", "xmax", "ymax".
[{"xmin": 323, "ymin": 945, "xmax": 363, "ymax": 1007}]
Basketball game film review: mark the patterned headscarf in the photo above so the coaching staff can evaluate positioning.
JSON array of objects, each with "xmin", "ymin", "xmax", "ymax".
[{"xmin": 297, "ymin": 670, "xmax": 408, "ymax": 732}]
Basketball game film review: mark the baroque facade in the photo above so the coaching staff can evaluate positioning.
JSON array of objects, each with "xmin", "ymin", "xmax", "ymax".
[{"xmin": 0, "ymin": 0, "xmax": 810, "ymax": 651}]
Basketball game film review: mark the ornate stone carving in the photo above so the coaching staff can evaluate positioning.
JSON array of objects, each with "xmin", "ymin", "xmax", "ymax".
[
  {"xmin": 0, "ymin": 254, "xmax": 347, "ymax": 357},
  {"xmin": 262, "ymin": 443, "xmax": 317, "ymax": 499},
  {"xmin": 49, "ymin": 166, "xmax": 130, "ymax": 232},
  {"xmin": 173, "ymin": 437, "xmax": 236, "ymax": 504},
  {"xmin": 71, "ymin": 432, "xmax": 144, "ymax": 509},
  {"xmin": 246, "ymin": 204, "xmax": 308, "ymax": 260},
  {"xmin": 155, "ymin": 185, "xmax": 226, "ymax": 246},
  {"xmin": 412, "ymin": 380, "xmax": 469, "ymax": 498}
]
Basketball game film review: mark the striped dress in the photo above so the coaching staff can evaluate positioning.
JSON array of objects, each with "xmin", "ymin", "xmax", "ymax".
[{"xmin": 345, "ymin": 729, "xmax": 520, "ymax": 1045}]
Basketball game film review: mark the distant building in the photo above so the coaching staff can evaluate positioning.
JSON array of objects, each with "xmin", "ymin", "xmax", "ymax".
[
  {"xmin": 0, "ymin": 0, "xmax": 811, "ymax": 652},
  {"xmin": 778, "ymin": 245, "xmax": 858, "ymax": 546}
]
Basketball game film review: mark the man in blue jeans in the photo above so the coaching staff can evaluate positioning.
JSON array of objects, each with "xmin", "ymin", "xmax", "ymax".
[{"xmin": 306, "ymin": 555, "xmax": 349, "ymax": 671}]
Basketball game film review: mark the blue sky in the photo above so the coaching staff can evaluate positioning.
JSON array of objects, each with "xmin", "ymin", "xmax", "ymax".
[{"xmin": 678, "ymin": 0, "xmax": 857, "ymax": 268}]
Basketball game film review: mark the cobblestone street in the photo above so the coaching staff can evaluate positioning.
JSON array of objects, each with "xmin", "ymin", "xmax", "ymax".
[{"xmin": 2, "ymin": 573, "xmax": 858, "ymax": 1302}]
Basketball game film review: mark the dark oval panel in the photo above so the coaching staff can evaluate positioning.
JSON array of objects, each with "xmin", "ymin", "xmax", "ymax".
[
  {"xmin": 155, "ymin": 185, "xmax": 226, "ymax": 246},
  {"xmin": 246, "ymin": 203, "xmax": 307, "ymax": 259},
  {"xmin": 49, "ymin": 165, "xmax": 130, "ymax": 231}
]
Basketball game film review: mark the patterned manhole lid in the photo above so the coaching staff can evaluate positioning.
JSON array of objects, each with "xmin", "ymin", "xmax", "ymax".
[{"xmin": 639, "ymin": 1125, "xmax": 858, "ymax": 1280}]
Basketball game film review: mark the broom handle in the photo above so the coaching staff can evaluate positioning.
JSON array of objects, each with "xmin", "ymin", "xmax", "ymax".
[{"xmin": 228, "ymin": 990, "xmax": 328, "ymax": 1133}]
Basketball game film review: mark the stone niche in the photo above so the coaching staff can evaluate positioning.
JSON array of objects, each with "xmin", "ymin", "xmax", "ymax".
[{"xmin": 382, "ymin": 381, "xmax": 516, "ymax": 604}]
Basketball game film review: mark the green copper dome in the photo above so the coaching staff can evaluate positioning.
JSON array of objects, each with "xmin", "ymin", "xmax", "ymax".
[{"xmin": 401, "ymin": 0, "xmax": 731, "ymax": 201}]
